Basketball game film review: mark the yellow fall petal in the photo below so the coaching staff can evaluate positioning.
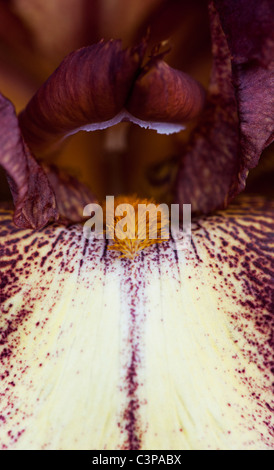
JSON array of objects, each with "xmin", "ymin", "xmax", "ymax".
[{"xmin": 0, "ymin": 196, "xmax": 273, "ymax": 450}]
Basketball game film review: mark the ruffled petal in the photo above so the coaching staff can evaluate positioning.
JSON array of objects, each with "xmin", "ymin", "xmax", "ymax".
[
  {"xmin": 0, "ymin": 93, "xmax": 97, "ymax": 228},
  {"xmin": 0, "ymin": 93, "xmax": 58, "ymax": 229},
  {"xmin": 214, "ymin": 0, "xmax": 274, "ymax": 171},
  {"xmin": 42, "ymin": 164, "xmax": 96, "ymax": 223},
  {"xmin": 176, "ymin": 0, "xmax": 274, "ymax": 214},
  {"xmin": 19, "ymin": 39, "xmax": 205, "ymax": 155},
  {"xmin": 18, "ymin": 40, "xmax": 147, "ymax": 154},
  {"xmin": 127, "ymin": 56, "xmax": 205, "ymax": 133},
  {"xmin": 0, "ymin": 196, "xmax": 273, "ymax": 450}
]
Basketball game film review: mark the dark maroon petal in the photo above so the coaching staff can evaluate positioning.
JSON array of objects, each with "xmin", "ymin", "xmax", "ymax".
[
  {"xmin": 0, "ymin": 92, "xmax": 58, "ymax": 229},
  {"xmin": 19, "ymin": 40, "xmax": 147, "ymax": 155},
  {"xmin": 127, "ymin": 56, "xmax": 206, "ymax": 131},
  {"xmin": 214, "ymin": 0, "xmax": 274, "ymax": 174},
  {"xmin": 176, "ymin": 0, "xmax": 274, "ymax": 213},
  {"xmin": 19, "ymin": 38, "xmax": 206, "ymax": 154},
  {"xmin": 213, "ymin": 0, "xmax": 274, "ymax": 67},
  {"xmin": 42, "ymin": 164, "xmax": 96, "ymax": 223}
]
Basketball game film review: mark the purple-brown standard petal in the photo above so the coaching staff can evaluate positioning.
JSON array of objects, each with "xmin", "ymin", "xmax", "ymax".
[
  {"xmin": 176, "ymin": 0, "xmax": 274, "ymax": 214},
  {"xmin": 19, "ymin": 39, "xmax": 205, "ymax": 155},
  {"xmin": 0, "ymin": 93, "xmax": 58, "ymax": 229},
  {"xmin": 127, "ymin": 56, "xmax": 206, "ymax": 129},
  {"xmin": 18, "ymin": 40, "xmax": 147, "ymax": 154}
]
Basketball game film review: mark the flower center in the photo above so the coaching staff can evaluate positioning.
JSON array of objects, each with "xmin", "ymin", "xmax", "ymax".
[{"xmin": 104, "ymin": 195, "xmax": 169, "ymax": 259}]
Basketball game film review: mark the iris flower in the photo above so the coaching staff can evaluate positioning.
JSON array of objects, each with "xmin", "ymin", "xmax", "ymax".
[{"xmin": 0, "ymin": 0, "xmax": 273, "ymax": 450}]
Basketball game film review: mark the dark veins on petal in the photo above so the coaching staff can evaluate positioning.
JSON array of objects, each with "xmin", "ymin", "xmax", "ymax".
[
  {"xmin": 2, "ymin": 0, "xmax": 273, "ymax": 229},
  {"xmin": 127, "ymin": 54, "xmax": 205, "ymax": 124},
  {"xmin": 18, "ymin": 39, "xmax": 205, "ymax": 155},
  {"xmin": 18, "ymin": 40, "xmax": 146, "ymax": 154},
  {"xmin": 176, "ymin": 0, "xmax": 274, "ymax": 214},
  {"xmin": 0, "ymin": 196, "xmax": 273, "ymax": 448},
  {"xmin": 215, "ymin": 0, "xmax": 274, "ymax": 171}
]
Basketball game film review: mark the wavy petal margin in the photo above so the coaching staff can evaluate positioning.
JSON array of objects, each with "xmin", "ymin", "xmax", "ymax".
[
  {"xmin": 19, "ymin": 39, "xmax": 205, "ymax": 154},
  {"xmin": 215, "ymin": 0, "xmax": 274, "ymax": 170},
  {"xmin": 176, "ymin": 0, "xmax": 274, "ymax": 214},
  {"xmin": 18, "ymin": 40, "xmax": 146, "ymax": 153},
  {"xmin": 0, "ymin": 93, "xmax": 97, "ymax": 228},
  {"xmin": 0, "ymin": 93, "xmax": 58, "ymax": 229},
  {"xmin": 127, "ymin": 56, "xmax": 205, "ymax": 126},
  {"xmin": 42, "ymin": 164, "xmax": 96, "ymax": 223},
  {"xmin": 0, "ymin": 196, "xmax": 273, "ymax": 449}
]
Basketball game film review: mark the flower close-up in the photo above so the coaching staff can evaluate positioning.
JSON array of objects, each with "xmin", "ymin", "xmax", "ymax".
[{"xmin": 0, "ymin": 0, "xmax": 273, "ymax": 450}]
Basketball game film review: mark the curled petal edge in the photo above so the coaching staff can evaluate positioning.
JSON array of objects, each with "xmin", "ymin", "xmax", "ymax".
[
  {"xmin": 0, "ymin": 93, "xmax": 58, "ymax": 229},
  {"xmin": 19, "ymin": 39, "xmax": 205, "ymax": 155},
  {"xmin": 0, "ymin": 93, "xmax": 97, "ymax": 229}
]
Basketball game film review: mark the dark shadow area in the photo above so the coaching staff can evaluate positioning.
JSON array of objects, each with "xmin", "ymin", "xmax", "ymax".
[
  {"xmin": 245, "ymin": 142, "xmax": 274, "ymax": 200},
  {"xmin": 0, "ymin": 167, "xmax": 12, "ymax": 202}
]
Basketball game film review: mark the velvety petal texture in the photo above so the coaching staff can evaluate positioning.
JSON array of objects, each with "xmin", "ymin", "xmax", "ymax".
[
  {"xmin": 19, "ymin": 39, "xmax": 205, "ymax": 155},
  {"xmin": 127, "ymin": 55, "xmax": 205, "ymax": 126},
  {"xmin": 0, "ymin": 197, "xmax": 273, "ymax": 450},
  {"xmin": 0, "ymin": 93, "xmax": 97, "ymax": 228},
  {"xmin": 176, "ymin": 0, "xmax": 274, "ymax": 214},
  {"xmin": 18, "ymin": 40, "xmax": 146, "ymax": 154},
  {"xmin": 214, "ymin": 0, "xmax": 274, "ymax": 171},
  {"xmin": 42, "ymin": 164, "xmax": 96, "ymax": 223},
  {"xmin": 0, "ymin": 93, "xmax": 58, "ymax": 229}
]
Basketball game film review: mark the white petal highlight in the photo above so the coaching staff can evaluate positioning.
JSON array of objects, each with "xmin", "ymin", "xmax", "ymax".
[{"xmin": 67, "ymin": 109, "xmax": 185, "ymax": 137}]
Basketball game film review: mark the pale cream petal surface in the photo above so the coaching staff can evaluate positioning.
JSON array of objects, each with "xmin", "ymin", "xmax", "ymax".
[{"xmin": 0, "ymin": 197, "xmax": 273, "ymax": 449}]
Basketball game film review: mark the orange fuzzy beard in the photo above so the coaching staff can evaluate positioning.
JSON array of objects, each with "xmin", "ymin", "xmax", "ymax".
[{"xmin": 103, "ymin": 196, "xmax": 169, "ymax": 259}]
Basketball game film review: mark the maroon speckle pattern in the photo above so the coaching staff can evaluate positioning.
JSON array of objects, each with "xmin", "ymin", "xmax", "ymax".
[
  {"xmin": 0, "ymin": 196, "xmax": 273, "ymax": 449},
  {"xmin": 119, "ymin": 258, "xmax": 146, "ymax": 450},
  {"xmin": 0, "ymin": 208, "xmax": 82, "ymax": 448},
  {"xmin": 190, "ymin": 197, "xmax": 274, "ymax": 447}
]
